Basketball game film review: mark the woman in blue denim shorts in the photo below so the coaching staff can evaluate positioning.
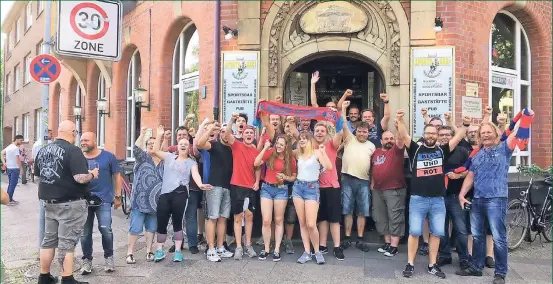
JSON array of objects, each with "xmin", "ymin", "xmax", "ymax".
[
  {"xmin": 292, "ymin": 131, "xmax": 333, "ymax": 265},
  {"xmin": 254, "ymin": 135, "xmax": 297, "ymax": 261}
]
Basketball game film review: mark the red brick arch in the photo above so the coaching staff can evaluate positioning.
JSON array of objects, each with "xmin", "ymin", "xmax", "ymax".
[
  {"xmin": 48, "ymin": 82, "xmax": 62, "ymax": 135},
  {"xmin": 84, "ymin": 62, "xmax": 101, "ymax": 134}
]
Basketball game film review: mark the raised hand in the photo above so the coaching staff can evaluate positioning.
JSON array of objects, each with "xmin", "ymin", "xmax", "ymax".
[
  {"xmin": 231, "ymin": 113, "xmax": 239, "ymax": 121},
  {"xmin": 286, "ymin": 116, "xmax": 295, "ymax": 122},
  {"xmin": 342, "ymin": 101, "xmax": 351, "ymax": 108},
  {"xmin": 344, "ymin": 89, "xmax": 353, "ymax": 97},
  {"xmin": 311, "ymin": 71, "xmax": 320, "ymax": 84},
  {"xmin": 186, "ymin": 113, "xmax": 195, "ymax": 121},
  {"xmin": 163, "ymin": 130, "xmax": 172, "ymax": 140},
  {"xmin": 421, "ymin": 108, "xmax": 428, "ymax": 116},
  {"xmin": 485, "ymin": 106, "xmax": 493, "ymax": 115},
  {"xmin": 497, "ymin": 113, "xmax": 507, "ymax": 124},
  {"xmin": 463, "ymin": 116, "xmax": 472, "ymax": 125},
  {"xmin": 396, "ymin": 109, "xmax": 406, "ymax": 118},
  {"xmin": 444, "ymin": 112, "xmax": 452, "ymax": 121},
  {"xmin": 141, "ymin": 126, "xmax": 148, "ymax": 135},
  {"xmin": 264, "ymin": 140, "xmax": 271, "ymax": 150},
  {"xmin": 275, "ymin": 95, "xmax": 283, "ymax": 102},
  {"xmin": 380, "ymin": 93, "xmax": 388, "ymax": 101},
  {"xmin": 157, "ymin": 125, "xmax": 164, "ymax": 136}
]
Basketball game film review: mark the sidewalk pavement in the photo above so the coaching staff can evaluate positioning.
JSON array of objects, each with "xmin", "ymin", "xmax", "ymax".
[{"xmin": 1, "ymin": 181, "xmax": 551, "ymax": 284}]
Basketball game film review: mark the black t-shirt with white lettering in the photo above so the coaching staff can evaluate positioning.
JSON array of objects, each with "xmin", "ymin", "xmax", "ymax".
[
  {"xmin": 35, "ymin": 139, "xmax": 90, "ymax": 200},
  {"xmin": 207, "ymin": 141, "xmax": 233, "ymax": 188},
  {"xmin": 407, "ymin": 140, "xmax": 451, "ymax": 197}
]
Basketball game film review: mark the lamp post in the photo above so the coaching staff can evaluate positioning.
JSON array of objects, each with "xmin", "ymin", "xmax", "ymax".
[
  {"xmin": 134, "ymin": 87, "xmax": 150, "ymax": 111},
  {"xmin": 97, "ymin": 98, "xmax": 110, "ymax": 116}
]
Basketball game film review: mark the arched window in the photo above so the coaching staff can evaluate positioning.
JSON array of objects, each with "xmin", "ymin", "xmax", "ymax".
[
  {"xmin": 171, "ymin": 24, "xmax": 199, "ymax": 144},
  {"xmin": 489, "ymin": 11, "xmax": 531, "ymax": 171},
  {"xmin": 97, "ymin": 74, "xmax": 106, "ymax": 148},
  {"xmin": 126, "ymin": 51, "xmax": 142, "ymax": 160}
]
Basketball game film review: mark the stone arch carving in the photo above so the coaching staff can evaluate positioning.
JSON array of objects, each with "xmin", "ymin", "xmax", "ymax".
[{"xmin": 262, "ymin": 1, "xmax": 409, "ymax": 90}]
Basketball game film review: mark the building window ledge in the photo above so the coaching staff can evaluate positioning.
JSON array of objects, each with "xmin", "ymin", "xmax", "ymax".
[{"xmin": 23, "ymin": 81, "xmax": 31, "ymax": 87}]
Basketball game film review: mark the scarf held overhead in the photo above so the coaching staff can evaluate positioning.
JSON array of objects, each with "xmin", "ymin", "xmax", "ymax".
[{"xmin": 255, "ymin": 101, "xmax": 340, "ymax": 125}]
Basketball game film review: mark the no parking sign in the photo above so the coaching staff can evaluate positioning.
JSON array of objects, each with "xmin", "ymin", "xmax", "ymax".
[
  {"xmin": 30, "ymin": 54, "xmax": 61, "ymax": 84},
  {"xmin": 56, "ymin": 0, "xmax": 122, "ymax": 61}
]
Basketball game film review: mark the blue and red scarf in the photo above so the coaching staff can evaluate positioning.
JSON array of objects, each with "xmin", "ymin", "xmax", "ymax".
[
  {"xmin": 444, "ymin": 108, "xmax": 534, "ymax": 187},
  {"xmin": 254, "ymin": 101, "xmax": 340, "ymax": 127}
]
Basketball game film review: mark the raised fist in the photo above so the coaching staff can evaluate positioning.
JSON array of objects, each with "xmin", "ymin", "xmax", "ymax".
[
  {"xmin": 380, "ymin": 93, "xmax": 388, "ymax": 101},
  {"xmin": 186, "ymin": 113, "xmax": 195, "ymax": 120},
  {"xmin": 231, "ymin": 113, "xmax": 239, "ymax": 120},
  {"xmin": 141, "ymin": 126, "xmax": 148, "ymax": 135},
  {"xmin": 396, "ymin": 109, "xmax": 406, "ymax": 118},
  {"xmin": 463, "ymin": 116, "xmax": 472, "ymax": 125},
  {"xmin": 344, "ymin": 89, "xmax": 353, "ymax": 97},
  {"xmin": 421, "ymin": 108, "xmax": 428, "ymax": 116},
  {"xmin": 264, "ymin": 140, "xmax": 271, "ymax": 149},
  {"xmin": 275, "ymin": 95, "xmax": 283, "ymax": 102},
  {"xmin": 444, "ymin": 112, "xmax": 452, "ymax": 121},
  {"xmin": 342, "ymin": 101, "xmax": 351, "ymax": 108},
  {"xmin": 163, "ymin": 130, "xmax": 172, "ymax": 140},
  {"xmin": 497, "ymin": 113, "xmax": 508, "ymax": 124},
  {"xmin": 485, "ymin": 106, "xmax": 493, "ymax": 115}
]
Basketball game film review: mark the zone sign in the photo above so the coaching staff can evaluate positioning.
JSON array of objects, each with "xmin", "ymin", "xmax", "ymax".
[{"xmin": 56, "ymin": 1, "xmax": 122, "ymax": 61}]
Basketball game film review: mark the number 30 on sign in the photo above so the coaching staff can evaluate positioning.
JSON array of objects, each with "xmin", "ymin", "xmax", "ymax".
[{"xmin": 56, "ymin": 0, "xmax": 122, "ymax": 61}]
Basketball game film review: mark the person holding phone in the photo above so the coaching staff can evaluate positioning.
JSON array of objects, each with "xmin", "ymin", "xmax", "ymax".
[{"xmin": 79, "ymin": 132, "xmax": 122, "ymax": 275}]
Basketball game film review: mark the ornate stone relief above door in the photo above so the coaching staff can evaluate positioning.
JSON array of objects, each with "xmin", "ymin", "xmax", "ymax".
[{"xmin": 266, "ymin": 1, "xmax": 404, "ymax": 87}]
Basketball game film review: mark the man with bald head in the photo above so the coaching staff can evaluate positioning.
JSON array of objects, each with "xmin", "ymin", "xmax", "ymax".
[
  {"xmin": 79, "ymin": 132, "xmax": 121, "ymax": 275},
  {"xmin": 35, "ymin": 121, "xmax": 98, "ymax": 284}
]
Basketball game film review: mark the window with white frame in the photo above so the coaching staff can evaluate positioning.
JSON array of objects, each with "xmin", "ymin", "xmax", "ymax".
[
  {"xmin": 126, "ymin": 51, "xmax": 142, "ymax": 160},
  {"xmin": 171, "ymin": 24, "xmax": 199, "ymax": 144},
  {"xmin": 14, "ymin": 116, "xmax": 20, "ymax": 136},
  {"xmin": 97, "ymin": 74, "xmax": 106, "ymax": 148},
  {"xmin": 23, "ymin": 113, "xmax": 30, "ymax": 141},
  {"xmin": 489, "ymin": 11, "xmax": 531, "ymax": 172},
  {"xmin": 35, "ymin": 108, "xmax": 42, "ymax": 141},
  {"xmin": 36, "ymin": 40, "xmax": 44, "ymax": 55},
  {"xmin": 14, "ymin": 65, "xmax": 20, "ymax": 91},
  {"xmin": 24, "ymin": 54, "xmax": 31, "ymax": 84},
  {"xmin": 26, "ymin": 3, "xmax": 33, "ymax": 30},
  {"xmin": 6, "ymin": 73, "xmax": 11, "ymax": 95},
  {"xmin": 15, "ymin": 18, "xmax": 21, "ymax": 42}
]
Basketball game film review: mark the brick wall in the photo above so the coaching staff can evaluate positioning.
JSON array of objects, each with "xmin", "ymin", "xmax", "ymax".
[{"xmin": 436, "ymin": 0, "xmax": 552, "ymax": 167}]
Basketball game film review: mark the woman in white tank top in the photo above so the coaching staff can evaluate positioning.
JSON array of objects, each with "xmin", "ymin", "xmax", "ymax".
[{"xmin": 292, "ymin": 131, "xmax": 333, "ymax": 264}]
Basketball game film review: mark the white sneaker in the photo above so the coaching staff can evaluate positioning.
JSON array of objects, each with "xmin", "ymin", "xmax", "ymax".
[
  {"xmin": 81, "ymin": 259, "xmax": 92, "ymax": 275},
  {"xmin": 216, "ymin": 247, "xmax": 233, "ymax": 258},
  {"xmin": 206, "ymin": 248, "xmax": 221, "ymax": 262}
]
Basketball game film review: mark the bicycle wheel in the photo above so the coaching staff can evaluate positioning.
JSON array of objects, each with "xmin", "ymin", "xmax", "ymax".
[
  {"xmin": 541, "ymin": 199, "xmax": 552, "ymax": 242},
  {"xmin": 507, "ymin": 199, "xmax": 529, "ymax": 250}
]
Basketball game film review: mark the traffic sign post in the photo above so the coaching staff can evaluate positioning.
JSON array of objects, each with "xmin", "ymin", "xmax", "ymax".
[
  {"xmin": 30, "ymin": 54, "xmax": 61, "ymax": 84},
  {"xmin": 56, "ymin": 0, "xmax": 122, "ymax": 61}
]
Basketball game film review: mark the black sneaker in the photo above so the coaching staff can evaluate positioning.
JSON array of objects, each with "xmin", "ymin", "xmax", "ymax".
[
  {"xmin": 355, "ymin": 241, "xmax": 370, "ymax": 252},
  {"xmin": 459, "ymin": 260, "xmax": 470, "ymax": 270},
  {"xmin": 492, "ymin": 274, "xmax": 506, "ymax": 284},
  {"xmin": 384, "ymin": 246, "xmax": 398, "ymax": 257},
  {"xmin": 455, "ymin": 267, "xmax": 483, "ymax": 277},
  {"xmin": 189, "ymin": 246, "xmax": 199, "ymax": 254},
  {"xmin": 428, "ymin": 264, "xmax": 446, "ymax": 279},
  {"xmin": 319, "ymin": 246, "xmax": 328, "ymax": 254},
  {"xmin": 60, "ymin": 276, "xmax": 89, "ymax": 284},
  {"xmin": 38, "ymin": 273, "xmax": 58, "ymax": 284},
  {"xmin": 333, "ymin": 247, "xmax": 345, "ymax": 261},
  {"xmin": 340, "ymin": 238, "xmax": 352, "ymax": 250},
  {"xmin": 402, "ymin": 263, "xmax": 414, "ymax": 278},
  {"xmin": 437, "ymin": 257, "xmax": 452, "ymax": 267},
  {"xmin": 272, "ymin": 252, "xmax": 281, "ymax": 262},
  {"xmin": 223, "ymin": 241, "xmax": 232, "ymax": 252},
  {"xmin": 485, "ymin": 256, "xmax": 495, "ymax": 268},
  {"xmin": 377, "ymin": 243, "xmax": 390, "ymax": 253},
  {"xmin": 258, "ymin": 250, "xmax": 269, "ymax": 260}
]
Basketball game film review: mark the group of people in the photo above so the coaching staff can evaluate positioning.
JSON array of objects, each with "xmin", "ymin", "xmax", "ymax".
[{"xmin": 27, "ymin": 72, "xmax": 533, "ymax": 284}]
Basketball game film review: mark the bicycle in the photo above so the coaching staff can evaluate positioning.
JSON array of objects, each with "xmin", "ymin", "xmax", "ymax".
[
  {"xmin": 119, "ymin": 161, "xmax": 135, "ymax": 217},
  {"xmin": 506, "ymin": 164, "xmax": 552, "ymax": 251}
]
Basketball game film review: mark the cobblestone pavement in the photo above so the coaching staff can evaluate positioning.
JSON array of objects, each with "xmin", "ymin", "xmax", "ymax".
[{"xmin": 2, "ymin": 181, "xmax": 551, "ymax": 284}]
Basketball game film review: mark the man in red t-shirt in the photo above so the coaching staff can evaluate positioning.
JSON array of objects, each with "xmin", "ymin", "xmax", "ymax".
[
  {"xmin": 371, "ymin": 119, "xmax": 406, "ymax": 258},
  {"xmin": 223, "ymin": 114, "xmax": 261, "ymax": 260}
]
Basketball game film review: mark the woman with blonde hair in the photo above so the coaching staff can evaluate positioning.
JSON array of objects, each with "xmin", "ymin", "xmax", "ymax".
[
  {"xmin": 254, "ymin": 135, "xmax": 297, "ymax": 261},
  {"xmin": 292, "ymin": 131, "xmax": 333, "ymax": 265}
]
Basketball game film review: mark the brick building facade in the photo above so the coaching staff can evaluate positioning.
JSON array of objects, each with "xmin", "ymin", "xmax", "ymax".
[{"xmin": 40, "ymin": 1, "xmax": 551, "ymax": 168}]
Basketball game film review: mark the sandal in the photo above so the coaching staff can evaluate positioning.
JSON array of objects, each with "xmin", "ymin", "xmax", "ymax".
[
  {"xmin": 146, "ymin": 252, "xmax": 155, "ymax": 262},
  {"xmin": 126, "ymin": 254, "xmax": 136, "ymax": 264}
]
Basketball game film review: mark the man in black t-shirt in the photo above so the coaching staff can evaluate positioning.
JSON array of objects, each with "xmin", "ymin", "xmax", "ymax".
[
  {"xmin": 396, "ymin": 110, "xmax": 469, "ymax": 279},
  {"xmin": 435, "ymin": 126, "xmax": 471, "ymax": 269},
  {"xmin": 197, "ymin": 123, "xmax": 235, "ymax": 262},
  {"xmin": 35, "ymin": 121, "xmax": 98, "ymax": 284}
]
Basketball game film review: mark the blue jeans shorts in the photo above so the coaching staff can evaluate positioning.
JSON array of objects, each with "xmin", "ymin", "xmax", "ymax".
[
  {"xmin": 261, "ymin": 183, "xmax": 289, "ymax": 200},
  {"xmin": 409, "ymin": 195, "xmax": 446, "ymax": 237},
  {"xmin": 292, "ymin": 180, "xmax": 320, "ymax": 202},
  {"xmin": 341, "ymin": 174, "xmax": 371, "ymax": 216},
  {"xmin": 129, "ymin": 210, "xmax": 157, "ymax": 235}
]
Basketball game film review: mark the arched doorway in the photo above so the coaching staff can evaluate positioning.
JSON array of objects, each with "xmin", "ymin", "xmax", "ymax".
[
  {"xmin": 261, "ymin": 1, "xmax": 410, "ymax": 127},
  {"xmin": 283, "ymin": 53, "xmax": 385, "ymax": 113}
]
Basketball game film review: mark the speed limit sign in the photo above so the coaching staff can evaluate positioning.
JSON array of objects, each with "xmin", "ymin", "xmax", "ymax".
[{"xmin": 56, "ymin": 0, "xmax": 122, "ymax": 61}]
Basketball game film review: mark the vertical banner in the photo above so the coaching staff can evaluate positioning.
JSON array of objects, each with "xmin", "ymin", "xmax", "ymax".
[
  {"xmin": 221, "ymin": 51, "xmax": 260, "ymax": 124},
  {"xmin": 288, "ymin": 72, "xmax": 308, "ymax": 105},
  {"xmin": 411, "ymin": 46, "xmax": 455, "ymax": 140}
]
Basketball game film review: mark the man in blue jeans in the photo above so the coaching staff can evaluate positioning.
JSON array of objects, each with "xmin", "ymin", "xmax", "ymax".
[
  {"xmin": 396, "ymin": 110, "xmax": 469, "ymax": 279},
  {"xmin": 458, "ymin": 108, "xmax": 535, "ymax": 284},
  {"xmin": 79, "ymin": 132, "xmax": 122, "ymax": 275},
  {"xmin": 1, "ymin": 135, "xmax": 24, "ymax": 205},
  {"xmin": 435, "ymin": 126, "xmax": 471, "ymax": 269}
]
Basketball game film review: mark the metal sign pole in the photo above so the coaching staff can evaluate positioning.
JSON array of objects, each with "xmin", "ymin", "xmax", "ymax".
[{"xmin": 40, "ymin": 1, "xmax": 52, "ymax": 144}]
